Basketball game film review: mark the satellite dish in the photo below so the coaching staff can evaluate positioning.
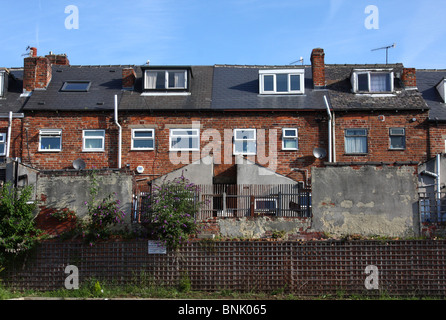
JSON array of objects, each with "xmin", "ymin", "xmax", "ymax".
[
  {"xmin": 73, "ymin": 158, "xmax": 86, "ymax": 170},
  {"xmin": 313, "ymin": 147, "xmax": 327, "ymax": 159},
  {"xmin": 136, "ymin": 165, "xmax": 144, "ymax": 174}
]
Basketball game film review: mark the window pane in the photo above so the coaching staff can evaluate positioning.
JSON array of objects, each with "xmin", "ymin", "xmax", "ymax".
[
  {"xmin": 155, "ymin": 71, "xmax": 166, "ymax": 89},
  {"xmin": 0, "ymin": 143, "xmax": 4, "ymax": 155},
  {"xmin": 234, "ymin": 141, "xmax": 256, "ymax": 154},
  {"xmin": 40, "ymin": 137, "xmax": 61, "ymax": 150},
  {"xmin": 133, "ymin": 139, "xmax": 154, "ymax": 149},
  {"xmin": 171, "ymin": 137, "xmax": 198, "ymax": 150},
  {"xmin": 345, "ymin": 136, "xmax": 367, "ymax": 153},
  {"xmin": 284, "ymin": 129, "xmax": 297, "ymax": 137},
  {"xmin": 62, "ymin": 81, "xmax": 90, "ymax": 91},
  {"xmin": 390, "ymin": 136, "xmax": 405, "ymax": 149},
  {"xmin": 85, "ymin": 138, "xmax": 103, "ymax": 149},
  {"xmin": 283, "ymin": 139, "xmax": 297, "ymax": 149},
  {"xmin": 290, "ymin": 74, "xmax": 301, "ymax": 91},
  {"xmin": 390, "ymin": 128, "xmax": 404, "ymax": 135},
  {"xmin": 172, "ymin": 129, "xmax": 196, "ymax": 136},
  {"xmin": 357, "ymin": 73, "xmax": 369, "ymax": 91},
  {"xmin": 276, "ymin": 74, "xmax": 288, "ymax": 92},
  {"xmin": 370, "ymin": 73, "xmax": 391, "ymax": 92},
  {"xmin": 168, "ymin": 71, "xmax": 186, "ymax": 88},
  {"xmin": 263, "ymin": 75, "xmax": 274, "ymax": 91},
  {"xmin": 134, "ymin": 130, "xmax": 153, "ymax": 138},
  {"xmin": 346, "ymin": 129, "xmax": 366, "ymax": 136},
  {"xmin": 235, "ymin": 129, "xmax": 255, "ymax": 140},
  {"xmin": 84, "ymin": 130, "xmax": 104, "ymax": 137}
]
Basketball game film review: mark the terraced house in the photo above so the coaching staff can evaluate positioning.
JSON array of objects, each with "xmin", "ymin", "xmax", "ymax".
[{"xmin": 0, "ymin": 47, "xmax": 437, "ymax": 238}]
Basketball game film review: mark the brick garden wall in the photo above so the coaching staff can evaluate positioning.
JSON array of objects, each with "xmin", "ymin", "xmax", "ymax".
[{"xmin": 3, "ymin": 239, "xmax": 446, "ymax": 297}]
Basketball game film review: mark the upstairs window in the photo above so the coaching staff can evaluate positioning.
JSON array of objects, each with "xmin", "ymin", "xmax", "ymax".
[
  {"xmin": 83, "ymin": 130, "xmax": 105, "ymax": 152},
  {"xmin": 259, "ymin": 69, "xmax": 305, "ymax": 94},
  {"xmin": 132, "ymin": 129, "xmax": 155, "ymax": 150},
  {"xmin": 345, "ymin": 129, "xmax": 367, "ymax": 154},
  {"xmin": 282, "ymin": 128, "xmax": 298, "ymax": 150},
  {"xmin": 39, "ymin": 129, "xmax": 62, "ymax": 152},
  {"xmin": 61, "ymin": 81, "xmax": 91, "ymax": 92},
  {"xmin": 144, "ymin": 70, "xmax": 188, "ymax": 90},
  {"xmin": 169, "ymin": 128, "xmax": 199, "ymax": 151},
  {"xmin": 0, "ymin": 133, "xmax": 6, "ymax": 156},
  {"xmin": 233, "ymin": 129, "xmax": 256, "ymax": 155},
  {"xmin": 351, "ymin": 70, "xmax": 393, "ymax": 93},
  {"xmin": 389, "ymin": 128, "xmax": 405, "ymax": 150}
]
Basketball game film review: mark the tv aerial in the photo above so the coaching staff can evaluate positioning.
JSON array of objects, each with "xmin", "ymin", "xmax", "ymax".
[
  {"xmin": 371, "ymin": 43, "xmax": 396, "ymax": 64},
  {"xmin": 290, "ymin": 57, "xmax": 304, "ymax": 65}
]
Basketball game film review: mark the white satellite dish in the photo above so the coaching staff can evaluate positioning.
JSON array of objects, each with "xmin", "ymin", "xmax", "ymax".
[
  {"xmin": 313, "ymin": 147, "xmax": 327, "ymax": 159},
  {"xmin": 136, "ymin": 165, "xmax": 144, "ymax": 174},
  {"xmin": 73, "ymin": 158, "xmax": 86, "ymax": 170}
]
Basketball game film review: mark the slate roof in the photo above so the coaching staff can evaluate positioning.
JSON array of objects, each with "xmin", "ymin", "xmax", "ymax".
[
  {"xmin": 118, "ymin": 65, "xmax": 214, "ymax": 111},
  {"xmin": 325, "ymin": 64, "xmax": 428, "ymax": 111},
  {"xmin": 0, "ymin": 68, "xmax": 28, "ymax": 113},
  {"xmin": 416, "ymin": 70, "xmax": 446, "ymax": 121},
  {"xmin": 23, "ymin": 65, "xmax": 127, "ymax": 111},
  {"xmin": 210, "ymin": 65, "xmax": 328, "ymax": 110}
]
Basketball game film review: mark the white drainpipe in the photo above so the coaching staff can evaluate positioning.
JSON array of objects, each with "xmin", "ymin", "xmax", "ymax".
[
  {"xmin": 324, "ymin": 95, "xmax": 332, "ymax": 163},
  {"xmin": 114, "ymin": 95, "xmax": 122, "ymax": 169},
  {"xmin": 436, "ymin": 153, "xmax": 441, "ymax": 222},
  {"xmin": 6, "ymin": 111, "xmax": 12, "ymax": 158}
]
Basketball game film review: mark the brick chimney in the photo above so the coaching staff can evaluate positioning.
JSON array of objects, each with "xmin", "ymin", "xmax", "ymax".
[
  {"xmin": 311, "ymin": 48, "xmax": 325, "ymax": 88},
  {"xmin": 45, "ymin": 52, "xmax": 70, "ymax": 66},
  {"xmin": 402, "ymin": 67, "xmax": 416, "ymax": 89},
  {"xmin": 30, "ymin": 47, "xmax": 37, "ymax": 57},
  {"xmin": 23, "ymin": 48, "xmax": 52, "ymax": 93},
  {"xmin": 122, "ymin": 67, "xmax": 136, "ymax": 90}
]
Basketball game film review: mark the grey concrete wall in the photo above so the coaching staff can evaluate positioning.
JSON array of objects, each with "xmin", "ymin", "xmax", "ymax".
[
  {"xmin": 151, "ymin": 155, "xmax": 213, "ymax": 186},
  {"xmin": 236, "ymin": 156, "xmax": 297, "ymax": 185},
  {"xmin": 311, "ymin": 165, "xmax": 419, "ymax": 237},
  {"xmin": 36, "ymin": 171, "xmax": 133, "ymax": 223}
]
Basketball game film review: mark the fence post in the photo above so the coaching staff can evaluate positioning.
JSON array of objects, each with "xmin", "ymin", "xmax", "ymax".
[
  {"xmin": 277, "ymin": 191, "xmax": 282, "ymax": 217},
  {"xmin": 250, "ymin": 195, "xmax": 255, "ymax": 217}
]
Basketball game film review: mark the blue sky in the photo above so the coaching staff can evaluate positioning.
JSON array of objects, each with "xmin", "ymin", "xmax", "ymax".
[{"xmin": 1, "ymin": 0, "xmax": 446, "ymax": 69}]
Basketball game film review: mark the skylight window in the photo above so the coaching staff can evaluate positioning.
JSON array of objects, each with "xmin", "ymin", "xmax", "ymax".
[
  {"xmin": 259, "ymin": 69, "xmax": 305, "ymax": 94},
  {"xmin": 61, "ymin": 81, "xmax": 91, "ymax": 92}
]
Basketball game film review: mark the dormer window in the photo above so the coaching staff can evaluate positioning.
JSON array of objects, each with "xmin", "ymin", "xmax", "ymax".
[
  {"xmin": 436, "ymin": 78, "xmax": 446, "ymax": 102},
  {"xmin": 144, "ymin": 69, "xmax": 188, "ymax": 90},
  {"xmin": 259, "ymin": 69, "xmax": 305, "ymax": 94},
  {"xmin": 0, "ymin": 71, "xmax": 5, "ymax": 97},
  {"xmin": 351, "ymin": 69, "xmax": 394, "ymax": 93}
]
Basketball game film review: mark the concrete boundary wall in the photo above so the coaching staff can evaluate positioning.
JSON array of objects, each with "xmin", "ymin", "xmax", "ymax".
[{"xmin": 311, "ymin": 165, "xmax": 419, "ymax": 237}]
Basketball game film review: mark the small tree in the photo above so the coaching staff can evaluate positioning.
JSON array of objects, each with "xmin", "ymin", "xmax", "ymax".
[
  {"xmin": 148, "ymin": 176, "xmax": 202, "ymax": 250},
  {"xmin": 0, "ymin": 183, "xmax": 42, "ymax": 264}
]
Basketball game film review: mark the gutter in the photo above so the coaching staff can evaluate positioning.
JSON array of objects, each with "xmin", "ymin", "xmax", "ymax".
[{"xmin": 114, "ymin": 95, "xmax": 122, "ymax": 169}]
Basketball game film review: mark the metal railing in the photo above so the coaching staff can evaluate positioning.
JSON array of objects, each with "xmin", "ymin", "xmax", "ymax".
[
  {"xmin": 133, "ymin": 184, "xmax": 312, "ymax": 223},
  {"xmin": 418, "ymin": 191, "xmax": 446, "ymax": 223}
]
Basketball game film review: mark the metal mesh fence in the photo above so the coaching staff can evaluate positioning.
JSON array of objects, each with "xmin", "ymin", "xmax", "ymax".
[{"xmin": 3, "ymin": 239, "xmax": 446, "ymax": 297}]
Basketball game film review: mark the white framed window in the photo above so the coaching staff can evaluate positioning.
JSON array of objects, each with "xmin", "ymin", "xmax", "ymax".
[
  {"xmin": 0, "ymin": 71, "xmax": 5, "ymax": 97},
  {"xmin": 83, "ymin": 130, "xmax": 105, "ymax": 152},
  {"xmin": 0, "ymin": 133, "xmax": 6, "ymax": 156},
  {"xmin": 39, "ymin": 129, "xmax": 62, "ymax": 152},
  {"xmin": 259, "ymin": 69, "xmax": 305, "ymax": 94},
  {"xmin": 169, "ymin": 128, "xmax": 199, "ymax": 151},
  {"xmin": 282, "ymin": 128, "xmax": 298, "ymax": 150},
  {"xmin": 233, "ymin": 129, "xmax": 256, "ymax": 155},
  {"xmin": 131, "ymin": 129, "xmax": 155, "ymax": 150},
  {"xmin": 389, "ymin": 128, "xmax": 405, "ymax": 150},
  {"xmin": 351, "ymin": 70, "xmax": 393, "ymax": 93},
  {"xmin": 345, "ymin": 129, "xmax": 367, "ymax": 154},
  {"xmin": 144, "ymin": 70, "xmax": 187, "ymax": 90},
  {"xmin": 255, "ymin": 198, "xmax": 277, "ymax": 212}
]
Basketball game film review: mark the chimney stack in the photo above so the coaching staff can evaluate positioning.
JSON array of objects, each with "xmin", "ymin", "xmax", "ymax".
[
  {"xmin": 122, "ymin": 67, "xmax": 136, "ymax": 90},
  {"xmin": 311, "ymin": 48, "xmax": 325, "ymax": 88},
  {"xmin": 45, "ymin": 52, "xmax": 70, "ymax": 66},
  {"xmin": 402, "ymin": 67, "xmax": 416, "ymax": 89},
  {"xmin": 23, "ymin": 48, "xmax": 52, "ymax": 93},
  {"xmin": 30, "ymin": 47, "xmax": 37, "ymax": 57}
]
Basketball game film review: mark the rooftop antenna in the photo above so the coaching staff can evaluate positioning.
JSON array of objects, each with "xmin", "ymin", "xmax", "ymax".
[
  {"xmin": 371, "ymin": 43, "xmax": 396, "ymax": 64},
  {"xmin": 290, "ymin": 57, "xmax": 304, "ymax": 65}
]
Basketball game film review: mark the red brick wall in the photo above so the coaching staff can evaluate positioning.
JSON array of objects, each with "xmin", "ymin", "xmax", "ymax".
[
  {"xmin": 21, "ymin": 110, "xmax": 328, "ymax": 183},
  {"xmin": 0, "ymin": 118, "xmax": 23, "ymax": 159},
  {"xmin": 334, "ymin": 110, "xmax": 429, "ymax": 163},
  {"xmin": 428, "ymin": 123, "xmax": 446, "ymax": 156}
]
